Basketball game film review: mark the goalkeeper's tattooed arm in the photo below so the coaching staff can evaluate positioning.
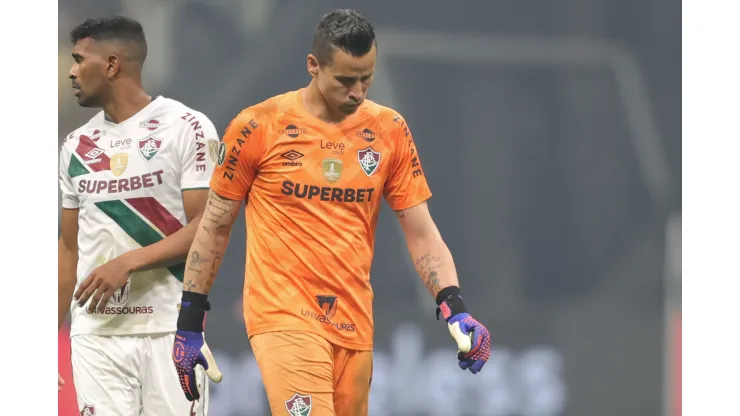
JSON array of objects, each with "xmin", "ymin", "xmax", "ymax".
[
  {"xmin": 396, "ymin": 202, "xmax": 460, "ymax": 297},
  {"xmin": 173, "ymin": 189, "xmax": 234, "ymax": 401},
  {"xmin": 397, "ymin": 201, "xmax": 491, "ymax": 374},
  {"xmin": 182, "ymin": 190, "xmax": 242, "ymax": 294}
]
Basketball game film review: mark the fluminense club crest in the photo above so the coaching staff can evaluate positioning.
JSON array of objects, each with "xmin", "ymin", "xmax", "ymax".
[
  {"xmin": 80, "ymin": 404, "xmax": 96, "ymax": 416},
  {"xmin": 285, "ymin": 393, "xmax": 312, "ymax": 416},
  {"xmin": 138, "ymin": 136, "xmax": 162, "ymax": 162},
  {"xmin": 357, "ymin": 147, "xmax": 380, "ymax": 177}
]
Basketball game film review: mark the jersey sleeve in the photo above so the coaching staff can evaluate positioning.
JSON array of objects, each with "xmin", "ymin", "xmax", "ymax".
[
  {"xmin": 209, "ymin": 111, "xmax": 264, "ymax": 201},
  {"xmin": 179, "ymin": 112, "xmax": 219, "ymax": 190},
  {"xmin": 59, "ymin": 145, "xmax": 79, "ymax": 209},
  {"xmin": 383, "ymin": 113, "xmax": 433, "ymax": 210}
]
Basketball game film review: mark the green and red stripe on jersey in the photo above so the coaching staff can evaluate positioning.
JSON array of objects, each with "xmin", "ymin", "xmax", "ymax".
[
  {"xmin": 95, "ymin": 198, "xmax": 185, "ymax": 281},
  {"xmin": 68, "ymin": 134, "xmax": 111, "ymax": 178},
  {"xmin": 65, "ymin": 141, "xmax": 187, "ymax": 281}
]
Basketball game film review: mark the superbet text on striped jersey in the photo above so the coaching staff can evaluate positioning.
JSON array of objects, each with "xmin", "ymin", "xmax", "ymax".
[{"xmin": 59, "ymin": 97, "xmax": 219, "ymax": 336}]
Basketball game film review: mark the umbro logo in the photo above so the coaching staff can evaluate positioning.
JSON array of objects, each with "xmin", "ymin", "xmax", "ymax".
[
  {"xmin": 83, "ymin": 147, "xmax": 105, "ymax": 165},
  {"xmin": 281, "ymin": 150, "xmax": 304, "ymax": 161},
  {"xmin": 85, "ymin": 148, "xmax": 104, "ymax": 159},
  {"xmin": 280, "ymin": 150, "xmax": 304, "ymax": 167}
]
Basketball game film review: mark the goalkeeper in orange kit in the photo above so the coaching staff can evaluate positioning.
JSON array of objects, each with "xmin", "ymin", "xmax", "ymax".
[{"xmin": 171, "ymin": 8, "xmax": 491, "ymax": 416}]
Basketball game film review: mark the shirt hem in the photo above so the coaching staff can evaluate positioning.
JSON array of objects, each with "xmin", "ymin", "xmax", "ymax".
[
  {"xmin": 388, "ymin": 190, "xmax": 433, "ymax": 212},
  {"xmin": 181, "ymin": 186, "xmax": 210, "ymax": 191},
  {"xmin": 210, "ymin": 183, "xmax": 245, "ymax": 201}
]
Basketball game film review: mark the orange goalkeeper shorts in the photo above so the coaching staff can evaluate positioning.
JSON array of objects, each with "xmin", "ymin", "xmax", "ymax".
[{"xmin": 250, "ymin": 331, "xmax": 373, "ymax": 416}]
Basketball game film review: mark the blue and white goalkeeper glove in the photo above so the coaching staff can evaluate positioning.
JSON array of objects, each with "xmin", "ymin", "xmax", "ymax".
[
  {"xmin": 172, "ymin": 291, "xmax": 223, "ymax": 401},
  {"xmin": 436, "ymin": 287, "xmax": 491, "ymax": 374}
]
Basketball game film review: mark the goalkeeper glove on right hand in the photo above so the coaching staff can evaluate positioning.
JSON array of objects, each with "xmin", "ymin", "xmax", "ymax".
[
  {"xmin": 172, "ymin": 291, "xmax": 223, "ymax": 401},
  {"xmin": 436, "ymin": 286, "xmax": 491, "ymax": 374}
]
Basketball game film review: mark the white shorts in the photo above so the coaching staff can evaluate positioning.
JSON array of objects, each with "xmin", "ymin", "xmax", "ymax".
[{"xmin": 71, "ymin": 332, "xmax": 209, "ymax": 416}]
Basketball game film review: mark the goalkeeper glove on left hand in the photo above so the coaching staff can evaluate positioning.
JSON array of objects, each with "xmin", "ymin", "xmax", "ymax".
[
  {"xmin": 436, "ymin": 286, "xmax": 491, "ymax": 374},
  {"xmin": 172, "ymin": 291, "xmax": 223, "ymax": 401}
]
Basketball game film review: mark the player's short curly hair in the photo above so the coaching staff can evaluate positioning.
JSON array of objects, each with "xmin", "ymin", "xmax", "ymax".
[
  {"xmin": 312, "ymin": 9, "xmax": 376, "ymax": 66},
  {"xmin": 70, "ymin": 16, "xmax": 148, "ymax": 64}
]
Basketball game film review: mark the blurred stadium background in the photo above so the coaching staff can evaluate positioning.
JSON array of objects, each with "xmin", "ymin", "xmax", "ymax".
[{"xmin": 58, "ymin": 0, "xmax": 681, "ymax": 415}]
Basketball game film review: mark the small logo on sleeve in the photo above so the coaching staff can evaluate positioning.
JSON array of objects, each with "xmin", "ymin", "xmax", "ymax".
[{"xmin": 285, "ymin": 393, "xmax": 312, "ymax": 416}]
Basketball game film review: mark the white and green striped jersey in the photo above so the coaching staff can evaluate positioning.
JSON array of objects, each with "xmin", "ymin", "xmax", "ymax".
[{"xmin": 59, "ymin": 97, "xmax": 219, "ymax": 337}]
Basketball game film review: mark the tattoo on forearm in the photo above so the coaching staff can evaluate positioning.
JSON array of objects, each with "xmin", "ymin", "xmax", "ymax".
[
  {"xmin": 185, "ymin": 279, "xmax": 197, "ymax": 291},
  {"xmin": 427, "ymin": 271, "xmax": 441, "ymax": 292},
  {"xmin": 415, "ymin": 253, "xmax": 444, "ymax": 294},
  {"xmin": 186, "ymin": 263, "xmax": 202, "ymax": 276},
  {"xmin": 185, "ymin": 193, "xmax": 236, "ymax": 293},
  {"xmin": 211, "ymin": 250, "xmax": 222, "ymax": 274},
  {"xmin": 203, "ymin": 193, "xmax": 237, "ymax": 232},
  {"xmin": 186, "ymin": 249, "xmax": 209, "ymax": 276},
  {"xmin": 185, "ymin": 242, "xmax": 228, "ymax": 292},
  {"xmin": 189, "ymin": 251, "xmax": 200, "ymax": 266},
  {"xmin": 206, "ymin": 249, "xmax": 223, "ymax": 288},
  {"xmin": 189, "ymin": 250, "xmax": 212, "ymax": 265}
]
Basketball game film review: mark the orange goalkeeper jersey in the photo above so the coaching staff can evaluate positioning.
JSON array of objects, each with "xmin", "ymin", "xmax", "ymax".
[{"xmin": 211, "ymin": 89, "xmax": 432, "ymax": 350}]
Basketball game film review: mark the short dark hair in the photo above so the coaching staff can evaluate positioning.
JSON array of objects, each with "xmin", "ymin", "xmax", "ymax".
[
  {"xmin": 312, "ymin": 9, "xmax": 376, "ymax": 66},
  {"xmin": 70, "ymin": 16, "xmax": 148, "ymax": 63}
]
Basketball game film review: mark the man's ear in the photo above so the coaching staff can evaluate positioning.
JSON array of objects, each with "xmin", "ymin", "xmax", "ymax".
[
  {"xmin": 107, "ymin": 54, "xmax": 121, "ymax": 79},
  {"xmin": 307, "ymin": 54, "xmax": 321, "ymax": 77}
]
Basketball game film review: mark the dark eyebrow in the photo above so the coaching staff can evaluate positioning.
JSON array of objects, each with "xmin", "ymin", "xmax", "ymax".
[
  {"xmin": 72, "ymin": 53, "xmax": 83, "ymax": 61},
  {"xmin": 336, "ymin": 73, "xmax": 374, "ymax": 82}
]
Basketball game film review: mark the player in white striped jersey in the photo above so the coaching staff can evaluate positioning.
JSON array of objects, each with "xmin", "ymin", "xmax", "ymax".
[{"xmin": 58, "ymin": 16, "xmax": 221, "ymax": 416}]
